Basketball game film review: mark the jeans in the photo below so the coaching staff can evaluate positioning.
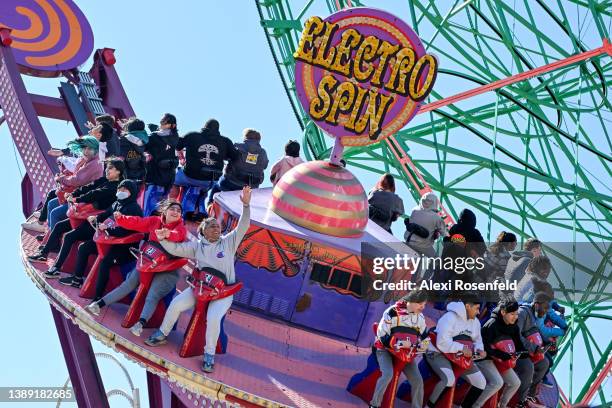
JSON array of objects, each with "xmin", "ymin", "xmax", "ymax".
[
  {"xmin": 174, "ymin": 167, "xmax": 215, "ymax": 188},
  {"xmin": 370, "ymin": 349, "xmax": 423, "ymax": 408},
  {"xmin": 473, "ymin": 360, "xmax": 521, "ymax": 408},
  {"xmin": 206, "ymin": 175, "xmax": 243, "ymax": 206},
  {"xmin": 158, "ymin": 287, "xmax": 233, "ymax": 355},
  {"xmin": 39, "ymin": 189, "xmax": 57, "ymax": 222},
  {"xmin": 102, "ymin": 268, "xmax": 179, "ymax": 321},
  {"xmin": 514, "ymin": 357, "xmax": 549, "ymax": 402},
  {"xmin": 48, "ymin": 199, "xmax": 69, "ymax": 229}
]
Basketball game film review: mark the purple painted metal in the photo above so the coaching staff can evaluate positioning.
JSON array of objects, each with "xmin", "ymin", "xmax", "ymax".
[
  {"xmin": 0, "ymin": 40, "xmax": 58, "ymax": 215},
  {"xmin": 29, "ymin": 93, "xmax": 71, "ymax": 121},
  {"xmin": 89, "ymin": 49, "xmax": 136, "ymax": 119},
  {"xmin": 50, "ymin": 305, "xmax": 110, "ymax": 408},
  {"xmin": 0, "ymin": 1, "xmax": 95, "ymax": 77}
]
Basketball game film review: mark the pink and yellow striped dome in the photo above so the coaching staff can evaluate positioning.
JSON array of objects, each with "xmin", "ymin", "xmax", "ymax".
[{"xmin": 270, "ymin": 161, "xmax": 368, "ymax": 238}]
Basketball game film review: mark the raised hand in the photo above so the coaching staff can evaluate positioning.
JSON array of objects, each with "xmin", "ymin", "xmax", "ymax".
[
  {"xmin": 240, "ymin": 186, "xmax": 252, "ymax": 206},
  {"xmin": 155, "ymin": 228, "xmax": 170, "ymax": 241},
  {"xmin": 48, "ymin": 149, "xmax": 64, "ymax": 157}
]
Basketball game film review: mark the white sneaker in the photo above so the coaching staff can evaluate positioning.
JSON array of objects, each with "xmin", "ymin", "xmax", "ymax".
[
  {"xmin": 32, "ymin": 211, "xmax": 41, "ymax": 218},
  {"xmin": 21, "ymin": 221, "xmax": 46, "ymax": 233},
  {"xmin": 129, "ymin": 322, "xmax": 143, "ymax": 337},
  {"xmin": 85, "ymin": 302, "xmax": 100, "ymax": 316}
]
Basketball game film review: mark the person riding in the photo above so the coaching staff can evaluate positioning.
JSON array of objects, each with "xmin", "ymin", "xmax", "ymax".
[
  {"xmin": 56, "ymin": 179, "xmax": 143, "ymax": 296},
  {"xmin": 367, "ymin": 173, "xmax": 404, "ymax": 234},
  {"xmin": 145, "ymin": 113, "xmax": 180, "ymax": 192},
  {"xmin": 404, "ymin": 192, "xmax": 446, "ymax": 257},
  {"xmin": 482, "ymin": 231, "xmax": 517, "ymax": 282},
  {"xmin": 173, "ymin": 119, "xmax": 238, "ymax": 215},
  {"xmin": 144, "ymin": 186, "xmax": 251, "ymax": 374},
  {"xmin": 369, "ymin": 290, "xmax": 429, "ymax": 408},
  {"xmin": 270, "ymin": 139, "xmax": 303, "ymax": 185},
  {"xmin": 515, "ymin": 292, "xmax": 551, "ymax": 408},
  {"xmin": 425, "ymin": 292, "xmax": 487, "ymax": 408},
  {"xmin": 504, "ymin": 238, "xmax": 542, "ymax": 284},
  {"xmin": 22, "ymin": 136, "xmax": 103, "ymax": 233},
  {"xmin": 84, "ymin": 199, "xmax": 187, "ymax": 337},
  {"xmin": 119, "ymin": 117, "xmax": 148, "ymax": 181},
  {"xmin": 473, "ymin": 300, "xmax": 523, "ymax": 408},
  {"xmin": 207, "ymin": 128, "xmax": 268, "ymax": 206},
  {"xmin": 27, "ymin": 159, "xmax": 125, "ymax": 265}
]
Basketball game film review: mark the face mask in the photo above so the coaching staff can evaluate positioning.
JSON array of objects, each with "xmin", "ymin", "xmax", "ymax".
[{"xmin": 116, "ymin": 191, "xmax": 129, "ymax": 200}]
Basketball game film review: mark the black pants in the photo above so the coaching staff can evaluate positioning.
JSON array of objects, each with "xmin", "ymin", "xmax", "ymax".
[
  {"xmin": 38, "ymin": 189, "xmax": 57, "ymax": 223},
  {"xmin": 50, "ymin": 221, "xmax": 95, "ymax": 266}
]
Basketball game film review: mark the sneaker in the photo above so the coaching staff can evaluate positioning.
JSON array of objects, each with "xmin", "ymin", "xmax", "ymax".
[
  {"xmin": 35, "ymin": 234, "xmax": 45, "ymax": 242},
  {"xmin": 22, "ymin": 221, "xmax": 46, "ymax": 233},
  {"xmin": 541, "ymin": 375, "xmax": 554, "ymax": 388},
  {"xmin": 201, "ymin": 353, "xmax": 215, "ymax": 373},
  {"xmin": 59, "ymin": 275, "xmax": 83, "ymax": 288},
  {"xmin": 144, "ymin": 330, "xmax": 167, "ymax": 347},
  {"xmin": 85, "ymin": 302, "xmax": 101, "ymax": 316},
  {"xmin": 28, "ymin": 252, "xmax": 47, "ymax": 262},
  {"xmin": 45, "ymin": 267, "xmax": 60, "ymax": 279},
  {"xmin": 129, "ymin": 322, "xmax": 143, "ymax": 337},
  {"xmin": 526, "ymin": 396, "xmax": 546, "ymax": 408},
  {"xmin": 32, "ymin": 211, "xmax": 41, "ymax": 218}
]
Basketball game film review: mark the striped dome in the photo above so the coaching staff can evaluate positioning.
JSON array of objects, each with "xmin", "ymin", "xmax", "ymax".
[{"xmin": 270, "ymin": 161, "xmax": 368, "ymax": 238}]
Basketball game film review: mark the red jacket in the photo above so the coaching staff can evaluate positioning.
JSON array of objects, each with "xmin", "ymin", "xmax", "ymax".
[{"xmin": 114, "ymin": 214, "xmax": 187, "ymax": 243}]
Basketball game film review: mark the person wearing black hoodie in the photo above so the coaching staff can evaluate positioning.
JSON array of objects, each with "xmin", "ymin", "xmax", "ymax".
[
  {"xmin": 448, "ymin": 209, "xmax": 487, "ymax": 259},
  {"xmin": 174, "ymin": 119, "xmax": 238, "ymax": 189},
  {"xmin": 55, "ymin": 179, "xmax": 143, "ymax": 291},
  {"xmin": 119, "ymin": 118, "xmax": 148, "ymax": 181},
  {"xmin": 28, "ymin": 159, "xmax": 126, "ymax": 264},
  {"xmin": 472, "ymin": 301, "xmax": 523, "ymax": 408}
]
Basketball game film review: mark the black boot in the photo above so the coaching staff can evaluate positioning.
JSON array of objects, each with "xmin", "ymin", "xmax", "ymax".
[{"xmin": 460, "ymin": 386, "xmax": 484, "ymax": 408}]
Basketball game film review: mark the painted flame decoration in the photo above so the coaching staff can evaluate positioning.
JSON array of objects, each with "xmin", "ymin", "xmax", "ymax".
[{"xmin": 0, "ymin": 0, "xmax": 94, "ymax": 74}]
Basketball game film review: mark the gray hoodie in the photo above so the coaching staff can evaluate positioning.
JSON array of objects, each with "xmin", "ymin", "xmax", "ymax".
[
  {"xmin": 159, "ymin": 205, "xmax": 250, "ymax": 284},
  {"xmin": 516, "ymin": 304, "xmax": 540, "ymax": 354},
  {"xmin": 504, "ymin": 250, "xmax": 533, "ymax": 283}
]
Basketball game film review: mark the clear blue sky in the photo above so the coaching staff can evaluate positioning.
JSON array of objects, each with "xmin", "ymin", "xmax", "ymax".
[{"xmin": 0, "ymin": 1, "xmax": 608, "ymax": 407}]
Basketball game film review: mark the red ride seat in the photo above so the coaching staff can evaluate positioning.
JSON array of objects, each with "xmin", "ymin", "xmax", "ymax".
[
  {"xmin": 79, "ymin": 217, "xmax": 145, "ymax": 300},
  {"xmin": 179, "ymin": 267, "xmax": 243, "ymax": 358},
  {"xmin": 121, "ymin": 241, "xmax": 188, "ymax": 329}
]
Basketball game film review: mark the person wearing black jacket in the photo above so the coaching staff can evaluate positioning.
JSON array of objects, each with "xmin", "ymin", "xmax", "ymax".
[
  {"xmin": 143, "ymin": 114, "xmax": 179, "ymax": 215},
  {"xmin": 55, "ymin": 179, "xmax": 143, "ymax": 291},
  {"xmin": 119, "ymin": 118, "xmax": 148, "ymax": 181},
  {"xmin": 174, "ymin": 118, "xmax": 238, "ymax": 187},
  {"xmin": 28, "ymin": 159, "xmax": 126, "ymax": 264},
  {"xmin": 472, "ymin": 301, "xmax": 523, "ymax": 408},
  {"xmin": 448, "ymin": 209, "xmax": 487, "ymax": 258}
]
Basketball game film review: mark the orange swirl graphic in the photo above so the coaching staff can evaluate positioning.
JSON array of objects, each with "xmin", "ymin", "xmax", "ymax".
[{"xmin": 0, "ymin": 0, "xmax": 85, "ymax": 68}]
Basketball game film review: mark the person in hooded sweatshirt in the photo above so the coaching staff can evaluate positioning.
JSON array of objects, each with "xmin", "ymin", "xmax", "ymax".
[
  {"xmin": 472, "ymin": 300, "xmax": 523, "ymax": 408},
  {"xmin": 367, "ymin": 173, "xmax": 404, "ymax": 234},
  {"xmin": 28, "ymin": 159, "xmax": 126, "ymax": 265},
  {"xmin": 483, "ymin": 231, "xmax": 517, "ymax": 282},
  {"xmin": 85, "ymin": 199, "xmax": 187, "ymax": 337},
  {"xmin": 425, "ymin": 292, "xmax": 487, "ymax": 408},
  {"xmin": 515, "ymin": 292, "xmax": 551, "ymax": 408},
  {"xmin": 23, "ymin": 136, "xmax": 103, "ymax": 233},
  {"xmin": 144, "ymin": 186, "xmax": 251, "ymax": 374},
  {"xmin": 119, "ymin": 117, "xmax": 148, "ymax": 181},
  {"xmin": 448, "ymin": 208, "xmax": 487, "ymax": 259},
  {"xmin": 145, "ymin": 113, "xmax": 179, "ymax": 189},
  {"xmin": 270, "ymin": 139, "xmax": 304, "ymax": 186},
  {"xmin": 504, "ymin": 238, "xmax": 542, "ymax": 284},
  {"xmin": 369, "ymin": 290, "xmax": 429, "ymax": 408},
  {"xmin": 404, "ymin": 191, "xmax": 446, "ymax": 257},
  {"xmin": 174, "ymin": 118, "xmax": 238, "ymax": 190},
  {"xmin": 55, "ymin": 179, "xmax": 143, "ymax": 293},
  {"xmin": 206, "ymin": 128, "xmax": 268, "ymax": 206}
]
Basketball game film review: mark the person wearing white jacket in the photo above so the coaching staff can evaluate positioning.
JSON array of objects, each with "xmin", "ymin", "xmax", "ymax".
[
  {"xmin": 425, "ymin": 295, "xmax": 487, "ymax": 407},
  {"xmin": 144, "ymin": 186, "xmax": 251, "ymax": 373}
]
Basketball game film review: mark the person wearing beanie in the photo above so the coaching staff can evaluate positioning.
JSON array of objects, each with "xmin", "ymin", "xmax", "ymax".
[
  {"xmin": 143, "ymin": 114, "xmax": 180, "ymax": 215},
  {"xmin": 206, "ymin": 128, "xmax": 269, "ymax": 206},
  {"xmin": 367, "ymin": 173, "xmax": 405, "ymax": 234},
  {"xmin": 84, "ymin": 199, "xmax": 187, "ymax": 337},
  {"xmin": 472, "ymin": 300, "xmax": 523, "ymax": 408},
  {"xmin": 404, "ymin": 191, "xmax": 446, "ymax": 257},
  {"xmin": 425, "ymin": 293, "xmax": 487, "ymax": 408},
  {"xmin": 369, "ymin": 290, "xmax": 429, "ymax": 408},
  {"xmin": 55, "ymin": 178, "xmax": 143, "ymax": 292},
  {"xmin": 514, "ymin": 293, "xmax": 551, "ymax": 408},
  {"xmin": 29, "ymin": 159, "xmax": 126, "ymax": 267},
  {"xmin": 119, "ymin": 117, "xmax": 148, "ymax": 181},
  {"xmin": 23, "ymin": 136, "xmax": 103, "ymax": 234},
  {"xmin": 270, "ymin": 139, "xmax": 304, "ymax": 186}
]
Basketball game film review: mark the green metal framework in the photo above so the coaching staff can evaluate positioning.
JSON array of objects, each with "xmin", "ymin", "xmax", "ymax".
[{"xmin": 255, "ymin": 0, "xmax": 611, "ymax": 405}]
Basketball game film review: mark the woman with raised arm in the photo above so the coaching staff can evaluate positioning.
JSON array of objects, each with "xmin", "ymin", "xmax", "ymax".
[{"xmin": 145, "ymin": 186, "xmax": 251, "ymax": 374}]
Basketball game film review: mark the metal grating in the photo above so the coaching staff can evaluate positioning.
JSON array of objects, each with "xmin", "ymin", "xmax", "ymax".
[{"xmin": 77, "ymin": 71, "xmax": 105, "ymax": 116}]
